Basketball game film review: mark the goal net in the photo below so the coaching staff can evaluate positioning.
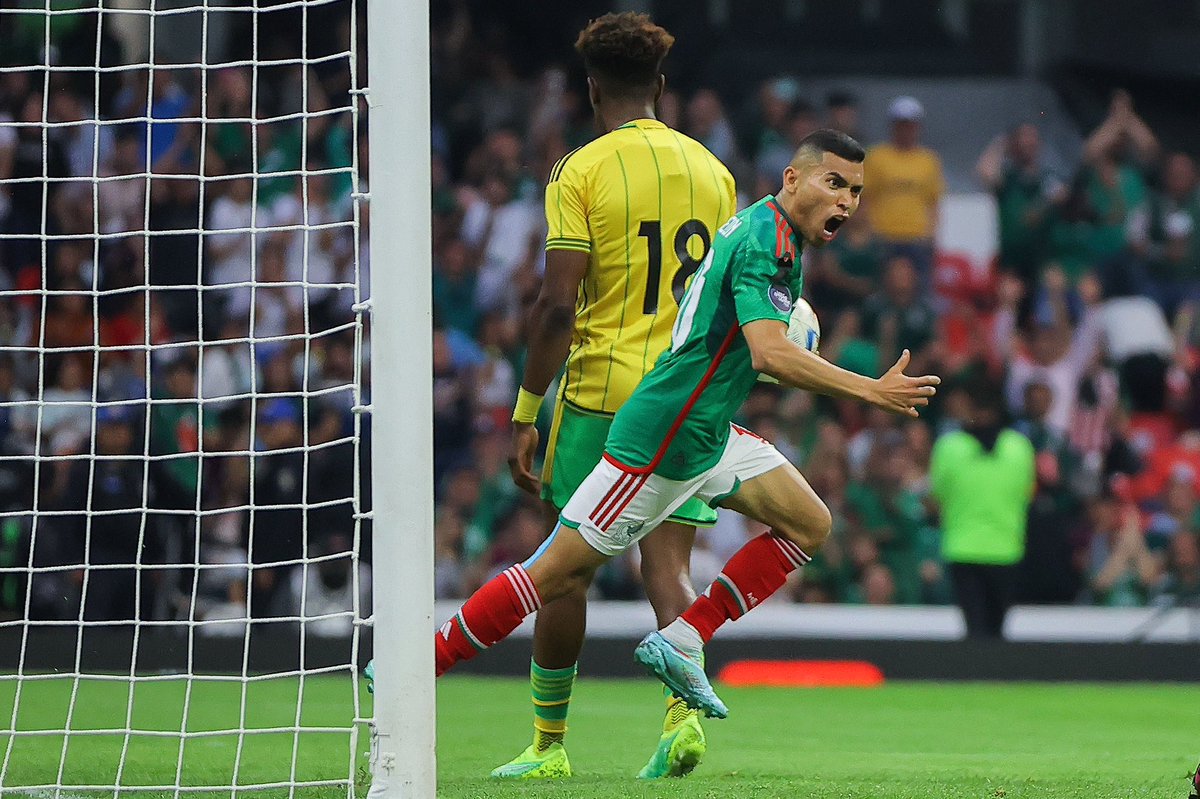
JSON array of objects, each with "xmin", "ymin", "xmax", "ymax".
[{"xmin": 0, "ymin": 1, "xmax": 372, "ymax": 794}]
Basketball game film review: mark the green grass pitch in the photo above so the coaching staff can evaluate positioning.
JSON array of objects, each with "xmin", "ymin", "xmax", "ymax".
[{"xmin": 1, "ymin": 675, "xmax": 1196, "ymax": 798}]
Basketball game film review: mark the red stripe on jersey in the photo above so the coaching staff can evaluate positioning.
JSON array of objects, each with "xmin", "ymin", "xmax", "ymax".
[
  {"xmin": 768, "ymin": 200, "xmax": 797, "ymax": 260},
  {"xmin": 608, "ymin": 324, "xmax": 742, "ymax": 476},
  {"xmin": 731, "ymin": 423, "xmax": 768, "ymax": 443}
]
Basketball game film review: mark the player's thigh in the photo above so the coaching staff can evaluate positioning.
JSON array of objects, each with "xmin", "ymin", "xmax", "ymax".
[
  {"xmin": 521, "ymin": 522, "xmax": 611, "ymax": 602},
  {"xmin": 719, "ymin": 461, "xmax": 831, "ymax": 550},
  {"xmin": 697, "ymin": 428, "xmax": 831, "ymax": 551},
  {"xmin": 560, "ymin": 458, "xmax": 697, "ymax": 560}
]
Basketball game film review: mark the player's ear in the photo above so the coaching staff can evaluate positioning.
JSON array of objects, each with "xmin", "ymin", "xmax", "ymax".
[
  {"xmin": 781, "ymin": 164, "xmax": 797, "ymax": 193},
  {"xmin": 586, "ymin": 76, "xmax": 600, "ymax": 107},
  {"xmin": 654, "ymin": 74, "xmax": 665, "ymax": 103}
]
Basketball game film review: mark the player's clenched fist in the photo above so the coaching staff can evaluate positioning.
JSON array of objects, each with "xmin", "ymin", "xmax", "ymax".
[{"xmin": 869, "ymin": 349, "xmax": 940, "ymax": 418}]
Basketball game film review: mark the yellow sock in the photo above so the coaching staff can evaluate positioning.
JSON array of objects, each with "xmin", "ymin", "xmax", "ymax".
[
  {"xmin": 533, "ymin": 727, "xmax": 564, "ymax": 753},
  {"xmin": 664, "ymin": 694, "xmax": 694, "ymax": 732},
  {"xmin": 530, "ymin": 660, "xmax": 575, "ymax": 753}
]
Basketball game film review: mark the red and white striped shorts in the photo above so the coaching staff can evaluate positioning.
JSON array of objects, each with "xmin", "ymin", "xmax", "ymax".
[{"xmin": 560, "ymin": 424, "xmax": 787, "ymax": 557}]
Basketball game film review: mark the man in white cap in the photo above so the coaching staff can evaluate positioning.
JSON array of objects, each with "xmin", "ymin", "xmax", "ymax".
[{"xmin": 865, "ymin": 96, "xmax": 944, "ymax": 288}]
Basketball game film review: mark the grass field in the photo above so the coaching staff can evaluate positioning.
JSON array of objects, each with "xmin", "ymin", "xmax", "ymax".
[{"xmin": 1, "ymin": 675, "xmax": 1197, "ymax": 798}]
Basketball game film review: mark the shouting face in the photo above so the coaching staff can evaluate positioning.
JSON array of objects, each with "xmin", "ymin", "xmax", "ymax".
[{"xmin": 777, "ymin": 150, "xmax": 864, "ymax": 248}]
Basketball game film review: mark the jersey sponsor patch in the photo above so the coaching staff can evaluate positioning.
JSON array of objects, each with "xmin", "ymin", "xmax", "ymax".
[{"xmin": 768, "ymin": 283, "xmax": 793, "ymax": 312}]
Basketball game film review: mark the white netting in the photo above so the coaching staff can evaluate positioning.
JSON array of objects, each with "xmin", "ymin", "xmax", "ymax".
[{"xmin": 0, "ymin": 1, "xmax": 370, "ymax": 795}]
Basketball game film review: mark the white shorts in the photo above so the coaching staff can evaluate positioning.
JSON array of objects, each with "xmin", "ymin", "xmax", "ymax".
[{"xmin": 560, "ymin": 424, "xmax": 788, "ymax": 557}]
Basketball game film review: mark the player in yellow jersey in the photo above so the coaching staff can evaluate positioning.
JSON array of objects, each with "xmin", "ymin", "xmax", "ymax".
[{"xmin": 496, "ymin": 12, "xmax": 736, "ymax": 781}]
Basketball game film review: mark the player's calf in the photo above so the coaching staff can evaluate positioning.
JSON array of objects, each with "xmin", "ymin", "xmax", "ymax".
[
  {"xmin": 435, "ymin": 564, "xmax": 543, "ymax": 675},
  {"xmin": 435, "ymin": 526, "xmax": 608, "ymax": 676}
]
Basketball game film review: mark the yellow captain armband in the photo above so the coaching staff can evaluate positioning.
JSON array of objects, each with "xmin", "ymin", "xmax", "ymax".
[{"xmin": 511, "ymin": 387, "xmax": 544, "ymax": 424}]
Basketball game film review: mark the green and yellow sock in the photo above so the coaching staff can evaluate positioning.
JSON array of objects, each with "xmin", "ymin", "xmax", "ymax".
[{"xmin": 530, "ymin": 661, "xmax": 576, "ymax": 753}]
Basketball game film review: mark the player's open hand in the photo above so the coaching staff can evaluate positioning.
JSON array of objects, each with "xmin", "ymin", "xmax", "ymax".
[
  {"xmin": 508, "ymin": 422, "xmax": 541, "ymax": 495},
  {"xmin": 871, "ymin": 349, "xmax": 940, "ymax": 418}
]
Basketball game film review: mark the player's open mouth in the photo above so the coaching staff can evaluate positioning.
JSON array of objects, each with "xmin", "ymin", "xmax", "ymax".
[{"xmin": 821, "ymin": 215, "xmax": 847, "ymax": 240}]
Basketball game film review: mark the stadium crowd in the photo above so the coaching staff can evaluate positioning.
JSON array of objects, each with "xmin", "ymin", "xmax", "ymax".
[
  {"xmin": 1, "ymin": 8, "xmax": 1199, "ymax": 635},
  {"xmin": 422, "ymin": 20, "xmax": 1200, "ymax": 614},
  {"xmin": 0, "ymin": 9, "xmax": 369, "ymax": 631}
]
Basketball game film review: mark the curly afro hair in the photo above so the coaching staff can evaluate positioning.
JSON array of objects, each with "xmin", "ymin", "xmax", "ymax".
[{"xmin": 574, "ymin": 12, "xmax": 674, "ymax": 97}]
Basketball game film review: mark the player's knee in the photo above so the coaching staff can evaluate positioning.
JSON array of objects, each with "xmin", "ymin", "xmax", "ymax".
[
  {"xmin": 807, "ymin": 502, "xmax": 833, "ymax": 550},
  {"xmin": 776, "ymin": 500, "xmax": 832, "ymax": 553},
  {"xmin": 533, "ymin": 563, "xmax": 594, "ymax": 602},
  {"xmin": 562, "ymin": 567, "xmax": 595, "ymax": 600}
]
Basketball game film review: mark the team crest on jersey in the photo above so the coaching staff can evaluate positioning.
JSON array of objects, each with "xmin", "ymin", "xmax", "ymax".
[
  {"xmin": 768, "ymin": 283, "xmax": 793, "ymax": 312},
  {"xmin": 609, "ymin": 519, "xmax": 646, "ymax": 543}
]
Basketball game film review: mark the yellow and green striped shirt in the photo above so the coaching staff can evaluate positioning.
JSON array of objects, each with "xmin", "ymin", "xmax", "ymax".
[{"xmin": 545, "ymin": 118, "xmax": 736, "ymax": 414}]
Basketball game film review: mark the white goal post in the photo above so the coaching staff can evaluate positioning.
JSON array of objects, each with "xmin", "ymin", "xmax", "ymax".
[
  {"xmin": 363, "ymin": 0, "xmax": 435, "ymax": 797},
  {"xmin": 0, "ymin": 0, "xmax": 433, "ymax": 796}
]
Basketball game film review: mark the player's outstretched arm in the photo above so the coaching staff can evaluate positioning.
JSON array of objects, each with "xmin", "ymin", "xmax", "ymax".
[
  {"xmin": 508, "ymin": 249, "xmax": 589, "ymax": 493},
  {"xmin": 742, "ymin": 320, "xmax": 940, "ymax": 417}
]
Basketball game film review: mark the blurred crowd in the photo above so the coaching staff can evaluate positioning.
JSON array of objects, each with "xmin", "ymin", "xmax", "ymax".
[
  {"xmin": 2, "ymin": 8, "xmax": 1200, "ymax": 635},
  {"xmin": 0, "ymin": 10, "xmax": 370, "ymax": 633},
  {"xmin": 426, "ymin": 19, "xmax": 1200, "ymax": 615}
]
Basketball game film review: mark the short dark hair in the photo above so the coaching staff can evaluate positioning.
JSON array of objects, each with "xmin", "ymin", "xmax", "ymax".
[
  {"xmin": 795, "ymin": 128, "xmax": 865, "ymax": 163},
  {"xmin": 575, "ymin": 12, "xmax": 674, "ymax": 99}
]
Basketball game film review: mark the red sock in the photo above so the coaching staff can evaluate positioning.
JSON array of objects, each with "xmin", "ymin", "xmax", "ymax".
[
  {"xmin": 435, "ymin": 564, "xmax": 541, "ymax": 676},
  {"xmin": 680, "ymin": 532, "xmax": 810, "ymax": 643}
]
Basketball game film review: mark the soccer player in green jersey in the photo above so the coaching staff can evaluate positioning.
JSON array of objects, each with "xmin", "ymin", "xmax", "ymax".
[
  {"xmin": 502, "ymin": 12, "xmax": 735, "ymax": 780},
  {"xmin": 433, "ymin": 129, "xmax": 940, "ymax": 724}
]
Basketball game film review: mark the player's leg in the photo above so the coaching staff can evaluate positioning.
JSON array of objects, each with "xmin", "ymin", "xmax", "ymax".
[
  {"xmin": 492, "ymin": 404, "xmax": 600, "ymax": 778},
  {"xmin": 668, "ymin": 459, "xmax": 830, "ymax": 646},
  {"xmin": 635, "ymin": 519, "xmax": 709, "ymax": 779},
  {"xmin": 639, "ymin": 521, "xmax": 697, "ymax": 626},
  {"xmin": 949, "ymin": 562, "xmax": 991, "ymax": 638},
  {"xmin": 490, "ymin": 501, "xmax": 586, "ymax": 779},
  {"xmin": 436, "ymin": 454, "xmax": 683, "ymax": 674},
  {"xmin": 636, "ymin": 430, "xmax": 830, "ymax": 717},
  {"xmin": 434, "ymin": 519, "xmax": 607, "ymax": 676},
  {"xmin": 982, "ymin": 564, "xmax": 1015, "ymax": 638},
  {"xmin": 533, "ymin": 504, "xmax": 589, "ymax": 670}
]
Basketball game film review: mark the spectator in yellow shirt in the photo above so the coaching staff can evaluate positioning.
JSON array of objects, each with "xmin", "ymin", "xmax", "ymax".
[{"xmin": 865, "ymin": 96, "xmax": 945, "ymax": 287}]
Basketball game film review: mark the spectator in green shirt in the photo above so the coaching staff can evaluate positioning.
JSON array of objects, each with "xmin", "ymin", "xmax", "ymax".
[
  {"xmin": 976, "ymin": 124, "xmax": 1065, "ymax": 283},
  {"xmin": 861, "ymin": 255, "xmax": 938, "ymax": 373},
  {"xmin": 1078, "ymin": 90, "xmax": 1158, "ymax": 265},
  {"xmin": 930, "ymin": 378, "xmax": 1035, "ymax": 637},
  {"xmin": 150, "ymin": 358, "xmax": 218, "ymax": 510},
  {"xmin": 847, "ymin": 436, "xmax": 929, "ymax": 604}
]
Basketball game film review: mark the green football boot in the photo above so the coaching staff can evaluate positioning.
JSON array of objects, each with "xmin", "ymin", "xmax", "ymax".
[{"xmin": 636, "ymin": 707, "xmax": 706, "ymax": 778}]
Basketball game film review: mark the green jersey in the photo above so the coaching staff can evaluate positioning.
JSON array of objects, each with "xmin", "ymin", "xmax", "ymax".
[{"xmin": 606, "ymin": 195, "xmax": 804, "ymax": 480}]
